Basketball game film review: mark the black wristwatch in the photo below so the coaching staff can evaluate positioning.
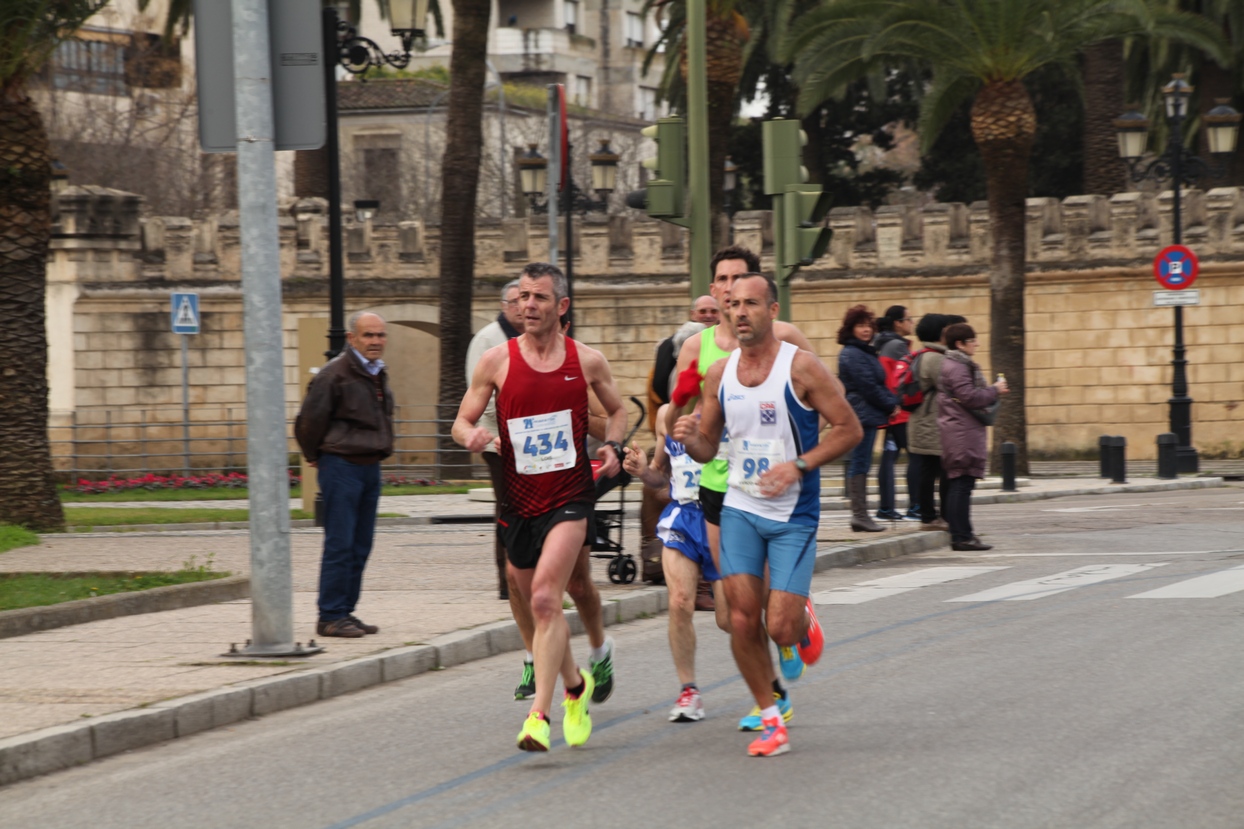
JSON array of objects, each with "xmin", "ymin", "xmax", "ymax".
[
  {"xmin": 793, "ymin": 457, "xmax": 809, "ymax": 473},
  {"xmin": 604, "ymin": 440, "xmax": 625, "ymax": 460}
]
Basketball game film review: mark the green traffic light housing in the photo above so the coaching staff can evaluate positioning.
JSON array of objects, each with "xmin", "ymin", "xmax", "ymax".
[
  {"xmin": 763, "ymin": 119, "xmax": 808, "ymax": 196},
  {"xmin": 633, "ymin": 117, "xmax": 687, "ymax": 223},
  {"xmin": 784, "ymin": 185, "xmax": 833, "ymax": 266}
]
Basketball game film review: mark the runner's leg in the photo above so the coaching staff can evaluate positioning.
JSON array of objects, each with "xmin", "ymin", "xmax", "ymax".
[
  {"xmin": 722, "ymin": 574, "xmax": 774, "ymax": 709},
  {"xmin": 662, "ymin": 545, "xmax": 700, "ymax": 686},
  {"xmin": 525, "ymin": 518, "xmax": 589, "ymax": 718}
]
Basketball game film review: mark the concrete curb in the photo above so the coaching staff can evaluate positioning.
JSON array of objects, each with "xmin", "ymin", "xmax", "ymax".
[
  {"xmin": 0, "ymin": 575, "xmax": 250, "ymax": 641},
  {"xmin": 0, "ymin": 532, "xmax": 916, "ymax": 787}
]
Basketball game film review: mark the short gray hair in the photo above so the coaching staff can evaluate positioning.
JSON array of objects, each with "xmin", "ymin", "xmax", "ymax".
[
  {"xmin": 520, "ymin": 262, "xmax": 568, "ymax": 302},
  {"xmin": 347, "ymin": 310, "xmax": 385, "ymax": 332},
  {"xmin": 500, "ymin": 279, "xmax": 520, "ymax": 299}
]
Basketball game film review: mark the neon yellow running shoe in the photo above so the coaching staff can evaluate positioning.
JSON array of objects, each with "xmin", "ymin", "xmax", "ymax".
[
  {"xmin": 561, "ymin": 667, "xmax": 596, "ymax": 747},
  {"xmin": 517, "ymin": 711, "xmax": 550, "ymax": 752}
]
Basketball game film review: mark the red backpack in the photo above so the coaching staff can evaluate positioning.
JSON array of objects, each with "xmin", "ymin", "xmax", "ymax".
[{"xmin": 890, "ymin": 347, "xmax": 935, "ymax": 412}]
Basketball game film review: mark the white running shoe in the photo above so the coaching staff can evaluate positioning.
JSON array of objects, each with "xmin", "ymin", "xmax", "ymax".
[{"xmin": 669, "ymin": 686, "xmax": 705, "ymax": 722}]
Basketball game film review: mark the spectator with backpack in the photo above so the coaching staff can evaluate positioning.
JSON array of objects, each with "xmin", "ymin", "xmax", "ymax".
[
  {"xmin": 837, "ymin": 305, "xmax": 899, "ymax": 533},
  {"xmin": 872, "ymin": 305, "xmax": 921, "ymax": 522}
]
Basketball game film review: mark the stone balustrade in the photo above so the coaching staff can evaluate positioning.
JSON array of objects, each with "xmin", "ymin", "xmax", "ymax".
[{"xmin": 52, "ymin": 186, "xmax": 1244, "ymax": 283}]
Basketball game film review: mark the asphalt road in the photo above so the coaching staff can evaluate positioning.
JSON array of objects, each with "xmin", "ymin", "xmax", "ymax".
[{"xmin": 3, "ymin": 485, "xmax": 1243, "ymax": 829}]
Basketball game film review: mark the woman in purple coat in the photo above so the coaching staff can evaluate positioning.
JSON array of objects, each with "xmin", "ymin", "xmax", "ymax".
[{"xmin": 937, "ymin": 323, "xmax": 1009, "ymax": 551}]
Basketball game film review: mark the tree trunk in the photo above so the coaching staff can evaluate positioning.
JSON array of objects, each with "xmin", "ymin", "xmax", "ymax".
[
  {"xmin": 0, "ymin": 91, "xmax": 66, "ymax": 530},
  {"xmin": 1082, "ymin": 41, "xmax": 1126, "ymax": 197},
  {"xmin": 971, "ymin": 80, "xmax": 1035, "ymax": 476},
  {"xmin": 436, "ymin": 0, "xmax": 491, "ymax": 480}
]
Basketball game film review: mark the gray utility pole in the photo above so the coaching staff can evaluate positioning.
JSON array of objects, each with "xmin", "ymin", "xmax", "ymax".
[
  {"xmin": 229, "ymin": 0, "xmax": 313, "ymax": 656},
  {"xmin": 684, "ymin": 0, "xmax": 711, "ymax": 296}
]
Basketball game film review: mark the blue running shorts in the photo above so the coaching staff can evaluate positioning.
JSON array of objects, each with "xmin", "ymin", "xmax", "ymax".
[
  {"xmin": 656, "ymin": 501, "xmax": 719, "ymax": 581},
  {"xmin": 718, "ymin": 506, "xmax": 817, "ymax": 597}
]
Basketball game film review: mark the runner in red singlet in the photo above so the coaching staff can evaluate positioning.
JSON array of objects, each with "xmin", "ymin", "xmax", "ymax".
[{"xmin": 454, "ymin": 262, "xmax": 627, "ymax": 752}]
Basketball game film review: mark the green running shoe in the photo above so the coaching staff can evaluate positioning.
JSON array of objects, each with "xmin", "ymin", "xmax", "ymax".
[
  {"xmin": 562, "ymin": 668, "xmax": 595, "ymax": 747},
  {"xmin": 514, "ymin": 660, "xmax": 535, "ymax": 701},
  {"xmin": 589, "ymin": 637, "xmax": 615, "ymax": 704}
]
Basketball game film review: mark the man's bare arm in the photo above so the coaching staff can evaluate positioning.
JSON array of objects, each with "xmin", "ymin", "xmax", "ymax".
[
  {"xmin": 792, "ymin": 350, "xmax": 862, "ymax": 467},
  {"xmin": 452, "ymin": 346, "xmax": 505, "ymax": 452},
  {"xmin": 623, "ymin": 404, "xmax": 671, "ymax": 490},
  {"xmin": 582, "ymin": 346, "xmax": 627, "ymax": 477}
]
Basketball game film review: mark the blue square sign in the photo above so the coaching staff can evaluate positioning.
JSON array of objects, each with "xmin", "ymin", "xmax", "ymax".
[{"xmin": 171, "ymin": 292, "xmax": 200, "ymax": 334}]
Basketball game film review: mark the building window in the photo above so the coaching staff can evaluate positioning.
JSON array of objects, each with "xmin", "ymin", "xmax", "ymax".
[
  {"xmin": 49, "ymin": 38, "xmax": 129, "ymax": 96},
  {"xmin": 639, "ymin": 87, "xmax": 658, "ymax": 121},
  {"xmin": 125, "ymin": 32, "xmax": 182, "ymax": 89},
  {"xmin": 564, "ymin": 0, "xmax": 578, "ymax": 34},
  {"xmin": 625, "ymin": 12, "xmax": 644, "ymax": 48},
  {"xmin": 574, "ymin": 75, "xmax": 592, "ymax": 108}
]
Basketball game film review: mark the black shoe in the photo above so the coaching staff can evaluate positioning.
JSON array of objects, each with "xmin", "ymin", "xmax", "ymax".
[
  {"xmin": 951, "ymin": 540, "xmax": 993, "ymax": 552},
  {"xmin": 875, "ymin": 509, "xmax": 903, "ymax": 520},
  {"xmin": 514, "ymin": 660, "xmax": 535, "ymax": 700},
  {"xmin": 346, "ymin": 614, "xmax": 379, "ymax": 634},
  {"xmin": 317, "ymin": 618, "xmax": 366, "ymax": 638}
]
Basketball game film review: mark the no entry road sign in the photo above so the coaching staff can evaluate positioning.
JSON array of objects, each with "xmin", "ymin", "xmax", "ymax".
[{"xmin": 1153, "ymin": 244, "xmax": 1199, "ymax": 290}]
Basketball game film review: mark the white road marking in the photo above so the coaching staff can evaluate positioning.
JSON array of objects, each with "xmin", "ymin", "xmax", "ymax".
[
  {"xmin": 945, "ymin": 564, "xmax": 1167, "ymax": 602},
  {"xmin": 813, "ymin": 567, "xmax": 1008, "ymax": 605},
  {"xmin": 1127, "ymin": 565, "xmax": 1244, "ymax": 599}
]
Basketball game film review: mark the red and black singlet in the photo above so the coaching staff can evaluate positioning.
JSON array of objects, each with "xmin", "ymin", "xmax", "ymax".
[{"xmin": 496, "ymin": 336, "xmax": 594, "ymax": 517}]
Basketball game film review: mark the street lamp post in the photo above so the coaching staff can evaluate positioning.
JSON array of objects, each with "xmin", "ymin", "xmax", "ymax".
[
  {"xmin": 723, "ymin": 155, "xmax": 738, "ymax": 241},
  {"xmin": 519, "ymin": 139, "xmax": 618, "ymax": 331},
  {"xmin": 1115, "ymin": 75, "xmax": 1241, "ymax": 474},
  {"xmin": 321, "ymin": 2, "xmax": 427, "ymax": 359}
]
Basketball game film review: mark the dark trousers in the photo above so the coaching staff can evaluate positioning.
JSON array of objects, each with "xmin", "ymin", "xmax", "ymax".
[
  {"xmin": 915, "ymin": 452, "xmax": 949, "ymax": 522},
  {"xmin": 847, "ymin": 425, "xmax": 879, "ymax": 478},
  {"xmin": 483, "ymin": 452, "xmax": 511, "ymax": 593},
  {"xmin": 945, "ymin": 475, "xmax": 977, "ymax": 543},
  {"xmin": 878, "ymin": 423, "xmax": 919, "ymax": 513},
  {"xmin": 317, "ymin": 453, "xmax": 381, "ymax": 621}
]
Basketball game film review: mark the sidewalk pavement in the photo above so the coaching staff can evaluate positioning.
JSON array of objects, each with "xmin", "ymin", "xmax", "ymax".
[{"xmin": 0, "ymin": 474, "xmax": 1225, "ymax": 785}]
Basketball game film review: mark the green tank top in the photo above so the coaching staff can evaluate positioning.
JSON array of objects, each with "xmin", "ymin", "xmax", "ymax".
[{"xmin": 697, "ymin": 325, "xmax": 731, "ymax": 492}]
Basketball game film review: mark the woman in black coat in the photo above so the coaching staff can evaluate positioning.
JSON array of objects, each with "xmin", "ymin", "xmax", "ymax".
[{"xmin": 837, "ymin": 305, "xmax": 898, "ymax": 532}]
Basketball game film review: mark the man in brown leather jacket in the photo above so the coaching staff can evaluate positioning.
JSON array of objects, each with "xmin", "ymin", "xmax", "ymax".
[{"xmin": 295, "ymin": 312, "xmax": 394, "ymax": 638}]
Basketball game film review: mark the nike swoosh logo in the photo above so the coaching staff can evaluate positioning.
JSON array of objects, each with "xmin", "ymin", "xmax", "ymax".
[{"xmin": 565, "ymin": 376, "xmax": 578, "ymax": 381}]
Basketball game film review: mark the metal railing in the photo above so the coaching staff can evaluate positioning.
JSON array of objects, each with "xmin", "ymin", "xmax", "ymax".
[{"xmin": 50, "ymin": 405, "xmax": 487, "ymax": 482}]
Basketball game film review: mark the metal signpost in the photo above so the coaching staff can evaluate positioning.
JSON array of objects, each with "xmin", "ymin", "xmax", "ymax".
[
  {"xmin": 1152, "ymin": 244, "xmax": 1200, "ymax": 474},
  {"xmin": 171, "ymin": 292, "xmax": 200, "ymax": 475},
  {"xmin": 194, "ymin": 0, "xmax": 324, "ymax": 657}
]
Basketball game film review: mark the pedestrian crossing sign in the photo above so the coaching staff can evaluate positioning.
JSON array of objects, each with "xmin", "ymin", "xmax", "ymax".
[{"xmin": 171, "ymin": 292, "xmax": 200, "ymax": 334}]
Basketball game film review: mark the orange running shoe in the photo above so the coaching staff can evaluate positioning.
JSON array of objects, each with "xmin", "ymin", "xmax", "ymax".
[
  {"xmin": 796, "ymin": 597, "xmax": 823, "ymax": 667},
  {"xmin": 747, "ymin": 715, "xmax": 790, "ymax": 757}
]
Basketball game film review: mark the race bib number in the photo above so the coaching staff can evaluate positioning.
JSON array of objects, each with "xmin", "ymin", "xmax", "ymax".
[
  {"xmin": 507, "ymin": 410, "xmax": 576, "ymax": 475},
  {"xmin": 727, "ymin": 437, "xmax": 785, "ymax": 497},
  {"xmin": 669, "ymin": 451, "xmax": 702, "ymax": 502}
]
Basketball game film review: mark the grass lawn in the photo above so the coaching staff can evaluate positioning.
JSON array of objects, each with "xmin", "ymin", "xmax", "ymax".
[
  {"xmin": 62, "ymin": 507, "xmax": 317, "ymax": 527},
  {"xmin": 0, "ymin": 570, "xmax": 228, "ymax": 612},
  {"xmin": 60, "ymin": 508, "xmax": 405, "ymax": 528},
  {"xmin": 60, "ymin": 482, "xmax": 490, "ymax": 503},
  {"xmin": 0, "ymin": 525, "xmax": 40, "ymax": 554}
]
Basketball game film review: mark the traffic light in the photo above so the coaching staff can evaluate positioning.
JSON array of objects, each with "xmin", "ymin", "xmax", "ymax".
[
  {"xmin": 784, "ymin": 185, "xmax": 833, "ymax": 266},
  {"xmin": 625, "ymin": 117, "xmax": 688, "ymax": 226},
  {"xmin": 762, "ymin": 118, "xmax": 807, "ymax": 195}
]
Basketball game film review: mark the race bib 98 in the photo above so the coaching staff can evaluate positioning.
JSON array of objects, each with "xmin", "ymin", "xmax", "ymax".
[{"xmin": 727, "ymin": 437, "xmax": 785, "ymax": 497}]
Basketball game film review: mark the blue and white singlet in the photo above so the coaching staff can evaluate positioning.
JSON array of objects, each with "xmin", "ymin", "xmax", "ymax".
[{"xmin": 718, "ymin": 341, "xmax": 821, "ymax": 526}]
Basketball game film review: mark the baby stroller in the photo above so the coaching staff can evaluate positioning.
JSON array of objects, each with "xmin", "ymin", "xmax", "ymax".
[{"xmin": 590, "ymin": 397, "xmax": 646, "ymax": 584}]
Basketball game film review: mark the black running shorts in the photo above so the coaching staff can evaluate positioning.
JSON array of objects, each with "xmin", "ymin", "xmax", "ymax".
[{"xmin": 497, "ymin": 502, "xmax": 596, "ymax": 570}]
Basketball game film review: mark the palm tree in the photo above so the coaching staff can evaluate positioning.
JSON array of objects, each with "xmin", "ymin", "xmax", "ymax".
[
  {"xmin": 0, "ymin": 0, "xmax": 109, "ymax": 531},
  {"xmin": 786, "ymin": 0, "xmax": 1224, "ymax": 474},
  {"xmin": 435, "ymin": 0, "xmax": 490, "ymax": 478},
  {"xmin": 645, "ymin": 0, "xmax": 752, "ymax": 247}
]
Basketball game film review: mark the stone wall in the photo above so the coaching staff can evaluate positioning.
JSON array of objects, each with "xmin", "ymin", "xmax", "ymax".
[{"xmin": 45, "ymin": 185, "xmax": 1244, "ymax": 473}]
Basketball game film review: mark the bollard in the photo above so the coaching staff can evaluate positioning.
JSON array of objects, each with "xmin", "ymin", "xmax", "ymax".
[
  {"xmin": 1099, "ymin": 435, "xmax": 1111, "ymax": 478},
  {"xmin": 1156, "ymin": 433, "xmax": 1178, "ymax": 480},
  {"xmin": 1001, "ymin": 441, "xmax": 1017, "ymax": 492},
  {"xmin": 1109, "ymin": 435, "xmax": 1127, "ymax": 484}
]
